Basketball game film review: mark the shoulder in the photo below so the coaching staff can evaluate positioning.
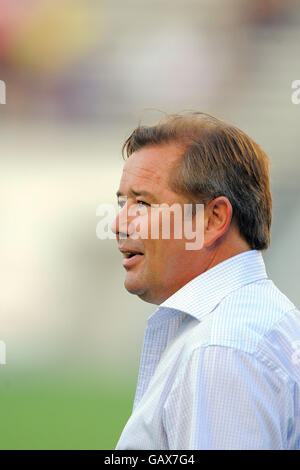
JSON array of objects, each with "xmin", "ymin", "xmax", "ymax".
[
  {"xmin": 182, "ymin": 279, "xmax": 300, "ymax": 377},
  {"xmin": 209, "ymin": 279, "xmax": 297, "ymax": 352}
]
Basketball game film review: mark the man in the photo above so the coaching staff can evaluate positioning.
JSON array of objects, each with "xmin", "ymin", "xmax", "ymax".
[{"xmin": 111, "ymin": 112, "xmax": 300, "ymax": 450}]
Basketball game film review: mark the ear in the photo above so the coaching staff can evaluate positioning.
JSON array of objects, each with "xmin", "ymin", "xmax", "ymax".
[{"xmin": 203, "ymin": 196, "xmax": 233, "ymax": 247}]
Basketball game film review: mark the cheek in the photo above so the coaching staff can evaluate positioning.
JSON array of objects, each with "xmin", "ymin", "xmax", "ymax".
[
  {"xmin": 148, "ymin": 240, "xmax": 184, "ymax": 266},
  {"xmin": 143, "ymin": 240, "xmax": 166, "ymax": 271}
]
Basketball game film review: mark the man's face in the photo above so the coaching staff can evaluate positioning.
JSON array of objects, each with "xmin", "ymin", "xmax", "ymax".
[{"xmin": 112, "ymin": 144, "xmax": 205, "ymax": 305}]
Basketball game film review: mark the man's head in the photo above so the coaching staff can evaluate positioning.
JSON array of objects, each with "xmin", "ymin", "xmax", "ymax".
[{"xmin": 111, "ymin": 112, "xmax": 272, "ymax": 305}]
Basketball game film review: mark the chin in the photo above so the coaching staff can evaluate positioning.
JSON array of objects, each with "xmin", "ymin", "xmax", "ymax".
[
  {"xmin": 125, "ymin": 281, "xmax": 160, "ymax": 305},
  {"xmin": 124, "ymin": 277, "xmax": 146, "ymax": 296}
]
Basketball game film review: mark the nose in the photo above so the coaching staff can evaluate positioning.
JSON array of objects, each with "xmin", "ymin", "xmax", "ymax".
[{"xmin": 110, "ymin": 204, "xmax": 129, "ymax": 240}]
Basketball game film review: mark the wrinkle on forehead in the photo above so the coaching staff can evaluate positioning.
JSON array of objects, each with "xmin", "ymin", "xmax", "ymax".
[
  {"xmin": 122, "ymin": 164, "xmax": 163, "ymax": 186},
  {"xmin": 121, "ymin": 144, "xmax": 184, "ymax": 188}
]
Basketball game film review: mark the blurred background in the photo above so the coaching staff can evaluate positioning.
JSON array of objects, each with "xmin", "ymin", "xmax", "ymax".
[{"xmin": 0, "ymin": 0, "xmax": 300, "ymax": 449}]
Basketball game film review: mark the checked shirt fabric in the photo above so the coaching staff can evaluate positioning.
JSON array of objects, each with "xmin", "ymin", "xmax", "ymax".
[{"xmin": 116, "ymin": 250, "xmax": 300, "ymax": 450}]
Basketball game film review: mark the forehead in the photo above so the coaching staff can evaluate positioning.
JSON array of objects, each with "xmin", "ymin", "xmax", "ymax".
[{"xmin": 119, "ymin": 144, "xmax": 183, "ymax": 194}]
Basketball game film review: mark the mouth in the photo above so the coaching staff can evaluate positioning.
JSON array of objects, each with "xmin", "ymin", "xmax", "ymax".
[{"xmin": 121, "ymin": 251, "xmax": 144, "ymax": 268}]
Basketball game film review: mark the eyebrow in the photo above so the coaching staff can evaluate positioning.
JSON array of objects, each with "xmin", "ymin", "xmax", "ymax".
[{"xmin": 116, "ymin": 189, "xmax": 158, "ymax": 201}]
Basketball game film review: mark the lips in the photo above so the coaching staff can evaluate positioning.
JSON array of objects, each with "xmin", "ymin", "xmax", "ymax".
[
  {"xmin": 118, "ymin": 246, "xmax": 144, "ymax": 268},
  {"xmin": 122, "ymin": 252, "xmax": 144, "ymax": 268},
  {"xmin": 119, "ymin": 246, "xmax": 143, "ymax": 256},
  {"xmin": 121, "ymin": 250, "xmax": 143, "ymax": 259}
]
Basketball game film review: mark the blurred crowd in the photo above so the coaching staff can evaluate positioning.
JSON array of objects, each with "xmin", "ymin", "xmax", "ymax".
[{"xmin": 0, "ymin": 0, "xmax": 297, "ymax": 124}]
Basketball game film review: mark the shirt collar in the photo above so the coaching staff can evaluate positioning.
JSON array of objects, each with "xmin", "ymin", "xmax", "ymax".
[{"xmin": 149, "ymin": 250, "xmax": 268, "ymax": 325}]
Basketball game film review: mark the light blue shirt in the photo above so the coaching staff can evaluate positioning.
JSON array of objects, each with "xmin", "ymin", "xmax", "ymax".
[{"xmin": 115, "ymin": 250, "xmax": 300, "ymax": 450}]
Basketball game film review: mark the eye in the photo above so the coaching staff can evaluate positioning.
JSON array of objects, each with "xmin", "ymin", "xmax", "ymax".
[
  {"xmin": 137, "ymin": 200, "xmax": 149, "ymax": 206},
  {"xmin": 117, "ymin": 200, "xmax": 126, "ymax": 209}
]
